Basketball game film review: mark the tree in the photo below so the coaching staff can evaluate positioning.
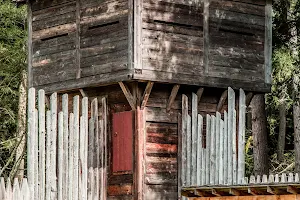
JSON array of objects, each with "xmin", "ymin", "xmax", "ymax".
[
  {"xmin": 0, "ymin": 0, "xmax": 27, "ymax": 179},
  {"xmin": 250, "ymin": 94, "xmax": 269, "ymax": 175}
]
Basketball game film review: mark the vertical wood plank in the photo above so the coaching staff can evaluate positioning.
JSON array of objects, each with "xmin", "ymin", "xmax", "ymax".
[
  {"xmin": 46, "ymin": 111, "xmax": 51, "ymax": 200},
  {"xmin": 38, "ymin": 90, "xmax": 46, "ymax": 200},
  {"xmin": 91, "ymin": 98, "xmax": 99, "ymax": 199},
  {"xmin": 0, "ymin": 177, "xmax": 5, "ymax": 199},
  {"xmin": 215, "ymin": 112, "xmax": 221, "ymax": 184},
  {"xmin": 82, "ymin": 97, "xmax": 89, "ymax": 200},
  {"xmin": 197, "ymin": 114, "xmax": 203, "ymax": 185},
  {"xmin": 203, "ymin": 0, "xmax": 210, "ymax": 73},
  {"xmin": 68, "ymin": 113, "xmax": 74, "ymax": 200},
  {"xmin": 182, "ymin": 95, "xmax": 188, "ymax": 186},
  {"xmin": 27, "ymin": 2, "xmax": 33, "ymax": 87},
  {"xmin": 27, "ymin": 88, "xmax": 35, "ymax": 195},
  {"xmin": 265, "ymin": 0, "xmax": 272, "ymax": 84},
  {"xmin": 13, "ymin": 178, "xmax": 20, "ymax": 200},
  {"xmin": 35, "ymin": 109, "xmax": 39, "ymax": 200},
  {"xmin": 191, "ymin": 93, "xmax": 198, "ymax": 185},
  {"xmin": 101, "ymin": 97, "xmax": 107, "ymax": 200},
  {"xmin": 186, "ymin": 115, "xmax": 192, "ymax": 186},
  {"xmin": 50, "ymin": 92, "xmax": 57, "ymax": 200},
  {"xmin": 6, "ymin": 179, "xmax": 12, "ymax": 200},
  {"xmin": 210, "ymin": 116, "xmax": 216, "ymax": 185},
  {"xmin": 223, "ymin": 111, "xmax": 228, "ymax": 185},
  {"xmin": 87, "ymin": 168, "xmax": 94, "ymax": 200},
  {"xmin": 136, "ymin": 107, "xmax": 145, "ymax": 200},
  {"xmin": 62, "ymin": 94, "xmax": 69, "ymax": 200},
  {"xmin": 228, "ymin": 87, "xmax": 235, "ymax": 185},
  {"xmin": 73, "ymin": 96, "xmax": 80, "ymax": 200},
  {"xmin": 58, "ymin": 112, "xmax": 64, "ymax": 200},
  {"xmin": 219, "ymin": 119, "xmax": 224, "ymax": 185},
  {"xmin": 177, "ymin": 113, "xmax": 182, "ymax": 199},
  {"xmin": 238, "ymin": 89, "xmax": 246, "ymax": 184},
  {"xmin": 233, "ymin": 110, "xmax": 237, "ymax": 185},
  {"xmin": 205, "ymin": 115, "xmax": 211, "ymax": 185},
  {"xmin": 21, "ymin": 179, "xmax": 30, "ymax": 200}
]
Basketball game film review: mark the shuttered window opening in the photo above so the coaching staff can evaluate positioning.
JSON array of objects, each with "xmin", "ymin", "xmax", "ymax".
[{"xmin": 112, "ymin": 111, "xmax": 134, "ymax": 173}]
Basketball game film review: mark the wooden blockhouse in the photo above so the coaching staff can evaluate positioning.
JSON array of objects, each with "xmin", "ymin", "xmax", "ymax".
[{"xmin": 22, "ymin": 0, "xmax": 272, "ymax": 199}]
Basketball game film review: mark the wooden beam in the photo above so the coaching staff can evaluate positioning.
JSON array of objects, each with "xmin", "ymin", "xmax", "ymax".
[
  {"xmin": 79, "ymin": 89, "xmax": 88, "ymax": 98},
  {"xmin": 195, "ymin": 189, "xmax": 213, "ymax": 197},
  {"xmin": 119, "ymin": 82, "xmax": 136, "ymax": 110},
  {"xmin": 287, "ymin": 185, "xmax": 300, "ymax": 194},
  {"xmin": 267, "ymin": 186, "xmax": 285, "ymax": 195},
  {"xmin": 246, "ymin": 92, "xmax": 254, "ymax": 107},
  {"xmin": 229, "ymin": 188, "xmax": 247, "ymax": 196},
  {"xmin": 217, "ymin": 90, "xmax": 228, "ymax": 112},
  {"xmin": 197, "ymin": 88, "xmax": 204, "ymax": 104},
  {"xmin": 212, "ymin": 189, "xmax": 227, "ymax": 197},
  {"xmin": 248, "ymin": 188, "xmax": 266, "ymax": 195},
  {"xmin": 166, "ymin": 84, "xmax": 180, "ymax": 112},
  {"xmin": 141, "ymin": 82, "xmax": 154, "ymax": 110}
]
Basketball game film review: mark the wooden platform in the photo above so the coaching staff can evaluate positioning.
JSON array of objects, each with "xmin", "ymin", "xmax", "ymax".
[{"xmin": 182, "ymin": 184, "xmax": 300, "ymax": 198}]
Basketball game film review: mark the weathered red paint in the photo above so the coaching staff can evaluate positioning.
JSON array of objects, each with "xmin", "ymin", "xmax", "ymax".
[{"xmin": 112, "ymin": 111, "xmax": 133, "ymax": 172}]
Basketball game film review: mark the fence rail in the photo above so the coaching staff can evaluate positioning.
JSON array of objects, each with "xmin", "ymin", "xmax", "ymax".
[{"xmin": 1, "ymin": 88, "xmax": 108, "ymax": 200}]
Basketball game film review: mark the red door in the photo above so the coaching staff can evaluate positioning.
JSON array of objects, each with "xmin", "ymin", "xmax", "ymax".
[{"xmin": 112, "ymin": 111, "xmax": 134, "ymax": 173}]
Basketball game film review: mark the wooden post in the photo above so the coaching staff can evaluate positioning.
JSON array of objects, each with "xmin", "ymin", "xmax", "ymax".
[
  {"xmin": 101, "ymin": 97, "xmax": 107, "ymax": 200},
  {"xmin": 68, "ymin": 113, "xmax": 74, "ymax": 200},
  {"xmin": 191, "ymin": 93, "xmax": 198, "ymax": 185},
  {"xmin": 38, "ymin": 90, "xmax": 46, "ymax": 200},
  {"xmin": 182, "ymin": 95, "xmax": 188, "ymax": 186},
  {"xmin": 228, "ymin": 87, "xmax": 235, "ymax": 185},
  {"xmin": 27, "ymin": 88, "xmax": 35, "ymax": 198},
  {"xmin": 62, "ymin": 94, "xmax": 69, "ymax": 200},
  {"xmin": 219, "ymin": 119, "xmax": 224, "ymax": 185},
  {"xmin": 82, "ymin": 97, "xmax": 88, "ymax": 200},
  {"xmin": 58, "ymin": 112, "xmax": 64, "ymax": 200},
  {"xmin": 238, "ymin": 89, "xmax": 246, "ymax": 184},
  {"xmin": 210, "ymin": 116, "xmax": 216, "ymax": 185},
  {"xmin": 215, "ymin": 112, "xmax": 221, "ymax": 184},
  {"xmin": 205, "ymin": 115, "xmax": 211, "ymax": 185},
  {"xmin": 46, "ymin": 111, "xmax": 51, "ymax": 200},
  {"xmin": 233, "ymin": 110, "xmax": 237, "ymax": 185},
  {"xmin": 73, "ymin": 96, "xmax": 80, "ymax": 200},
  {"xmin": 136, "ymin": 107, "xmax": 145, "ymax": 200},
  {"xmin": 197, "ymin": 114, "xmax": 203, "ymax": 185},
  {"xmin": 50, "ymin": 92, "xmax": 57, "ymax": 200},
  {"xmin": 223, "ymin": 111, "xmax": 228, "ymax": 185},
  {"xmin": 187, "ymin": 115, "xmax": 192, "ymax": 186}
]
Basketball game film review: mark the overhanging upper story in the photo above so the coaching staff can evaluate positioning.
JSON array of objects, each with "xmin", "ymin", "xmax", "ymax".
[{"xmin": 24, "ymin": 0, "xmax": 272, "ymax": 93}]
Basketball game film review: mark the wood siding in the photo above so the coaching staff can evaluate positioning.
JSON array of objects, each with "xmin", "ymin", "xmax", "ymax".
[
  {"xmin": 134, "ymin": 0, "xmax": 270, "ymax": 92},
  {"xmin": 30, "ymin": 0, "xmax": 131, "ymax": 91}
]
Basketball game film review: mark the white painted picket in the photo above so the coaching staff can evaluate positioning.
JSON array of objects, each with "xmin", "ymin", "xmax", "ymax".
[{"xmin": 182, "ymin": 87, "xmax": 247, "ymax": 186}]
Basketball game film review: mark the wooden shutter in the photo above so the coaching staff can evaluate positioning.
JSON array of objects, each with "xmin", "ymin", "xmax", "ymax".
[{"xmin": 112, "ymin": 111, "xmax": 134, "ymax": 173}]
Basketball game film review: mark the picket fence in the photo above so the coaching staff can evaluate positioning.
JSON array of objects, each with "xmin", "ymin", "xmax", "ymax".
[
  {"xmin": 1, "ymin": 88, "xmax": 107, "ymax": 200},
  {"xmin": 181, "ymin": 87, "xmax": 246, "ymax": 187}
]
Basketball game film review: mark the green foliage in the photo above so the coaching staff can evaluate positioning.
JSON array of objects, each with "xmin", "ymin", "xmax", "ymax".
[{"xmin": 0, "ymin": 0, "xmax": 27, "ymax": 178}]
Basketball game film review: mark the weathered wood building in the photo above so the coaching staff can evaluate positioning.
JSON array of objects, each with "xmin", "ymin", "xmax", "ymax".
[{"xmin": 21, "ymin": 0, "xmax": 272, "ymax": 199}]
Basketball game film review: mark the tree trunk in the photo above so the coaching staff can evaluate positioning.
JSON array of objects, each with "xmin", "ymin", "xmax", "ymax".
[
  {"xmin": 15, "ymin": 70, "xmax": 27, "ymax": 179},
  {"xmin": 250, "ymin": 94, "xmax": 269, "ymax": 176},
  {"xmin": 278, "ymin": 101, "xmax": 286, "ymax": 162},
  {"xmin": 294, "ymin": 101, "xmax": 300, "ymax": 173}
]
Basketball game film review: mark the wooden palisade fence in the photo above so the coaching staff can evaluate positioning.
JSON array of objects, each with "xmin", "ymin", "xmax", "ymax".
[
  {"xmin": 1, "ymin": 88, "xmax": 107, "ymax": 200},
  {"xmin": 181, "ymin": 87, "xmax": 246, "ymax": 187}
]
